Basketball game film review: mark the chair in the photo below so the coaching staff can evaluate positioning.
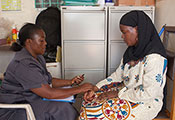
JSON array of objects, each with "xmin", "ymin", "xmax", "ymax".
[
  {"xmin": 0, "ymin": 103, "xmax": 36, "ymax": 120},
  {"xmin": 0, "ymin": 76, "xmax": 36, "ymax": 120},
  {"xmin": 153, "ymin": 26, "xmax": 175, "ymax": 120}
]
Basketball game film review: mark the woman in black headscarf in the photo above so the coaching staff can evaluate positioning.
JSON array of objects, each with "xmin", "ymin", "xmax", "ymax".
[
  {"xmin": 120, "ymin": 10, "xmax": 166, "ymax": 65},
  {"xmin": 80, "ymin": 10, "xmax": 167, "ymax": 120}
]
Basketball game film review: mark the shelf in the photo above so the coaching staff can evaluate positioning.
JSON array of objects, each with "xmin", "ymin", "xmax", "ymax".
[{"xmin": 0, "ymin": 44, "xmax": 12, "ymax": 51}]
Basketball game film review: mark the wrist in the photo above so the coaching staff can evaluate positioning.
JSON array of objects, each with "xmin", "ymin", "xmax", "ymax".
[
  {"xmin": 69, "ymin": 79, "xmax": 74, "ymax": 85},
  {"xmin": 93, "ymin": 86, "xmax": 99, "ymax": 92},
  {"xmin": 76, "ymin": 85, "xmax": 83, "ymax": 93}
]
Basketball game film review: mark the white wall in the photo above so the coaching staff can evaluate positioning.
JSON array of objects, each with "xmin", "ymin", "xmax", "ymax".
[
  {"xmin": 0, "ymin": 0, "xmax": 41, "ymax": 74},
  {"xmin": 0, "ymin": 0, "xmax": 40, "ymax": 30},
  {"xmin": 0, "ymin": 47, "xmax": 15, "ymax": 74},
  {"xmin": 155, "ymin": 0, "xmax": 175, "ymax": 31}
]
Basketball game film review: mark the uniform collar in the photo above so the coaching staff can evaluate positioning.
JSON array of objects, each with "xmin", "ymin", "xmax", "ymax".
[{"xmin": 14, "ymin": 48, "xmax": 41, "ymax": 61}]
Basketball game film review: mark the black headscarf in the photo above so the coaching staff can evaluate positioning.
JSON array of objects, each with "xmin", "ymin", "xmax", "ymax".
[{"xmin": 120, "ymin": 10, "xmax": 166, "ymax": 65}]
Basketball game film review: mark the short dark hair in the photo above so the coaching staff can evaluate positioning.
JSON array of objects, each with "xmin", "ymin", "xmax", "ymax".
[{"xmin": 11, "ymin": 23, "xmax": 43, "ymax": 51}]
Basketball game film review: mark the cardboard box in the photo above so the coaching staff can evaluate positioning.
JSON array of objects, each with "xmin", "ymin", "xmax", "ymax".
[{"xmin": 115, "ymin": 0, "xmax": 155, "ymax": 6}]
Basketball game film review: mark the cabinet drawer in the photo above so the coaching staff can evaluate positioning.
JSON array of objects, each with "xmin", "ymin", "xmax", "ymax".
[
  {"xmin": 109, "ymin": 7, "xmax": 154, "ymax": 41},
  {"xmin": 109, "ymin": 42, "xmax": 127, "ymax": 74},
  {"xmin": 64, "ymin": 70, "xmax": 105, "ymax": 85},
  {"xmin": 64, "ymin": 42, "xmax": 105, "ymax": 69},
  {"xmin": 63, "ymin": 12, "xmax": 106, "ymax": 40},
  {"xmin": 109, "ymin": 12, "xmax": 127, "ymax": 41}
]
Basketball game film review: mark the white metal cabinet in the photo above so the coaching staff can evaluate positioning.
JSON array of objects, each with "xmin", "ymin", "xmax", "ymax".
[
  {"xmin": 108, "ymin": 6, "xmax": 155, "ymax": 76},
  {"xmin": 61, "ymin": 6, "xmax": 107, "ymax": 84}
]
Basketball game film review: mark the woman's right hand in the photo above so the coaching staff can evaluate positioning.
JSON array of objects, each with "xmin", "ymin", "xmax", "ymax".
[
  {"xmin": 79, "ymin": 83, "xmax": 97, "ymax": 93},
  {"xmin": 83, "ymin": 90, "xmax": 95, "ymax": 103}
]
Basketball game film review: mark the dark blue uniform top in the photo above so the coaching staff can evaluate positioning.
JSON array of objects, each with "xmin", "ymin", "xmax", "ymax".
[{"xmin": 0, "ymin": 48, "xmax": 77, "ymax": 120}]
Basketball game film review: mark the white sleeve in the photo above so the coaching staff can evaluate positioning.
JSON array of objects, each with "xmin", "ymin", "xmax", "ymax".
[
  {"xmin": 96, "ymin": 59, "xmax": 124, "ymax": 88},
  {"xmin": 118, "ymin": 55, "xmax": 167, "ymax": 102}
]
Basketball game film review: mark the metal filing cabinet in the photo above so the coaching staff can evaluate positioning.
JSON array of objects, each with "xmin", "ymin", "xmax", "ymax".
[
  {"xmin": 61, "ymin": 6, "xmax": 107, "ymax": 84},
  {"xmin": 108, "ymin": 6, "xmax": 155, "ymax": 75}
]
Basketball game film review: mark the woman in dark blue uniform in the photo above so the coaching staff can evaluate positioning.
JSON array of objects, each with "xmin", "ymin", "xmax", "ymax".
[{"xmin": 0, "ymin": 23, "xmax": 97, "ymax": 120}]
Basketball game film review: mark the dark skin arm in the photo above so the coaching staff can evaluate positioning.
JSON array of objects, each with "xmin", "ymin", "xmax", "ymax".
[
  {"xmin": 31, "ymin": 75, "xmax": 94, "ymax": 99},
  {"xmin": 84, "ymin": 89, "xmax": 118, "ymax": 102},
  {"xmin": 52, "ymin": 74, "xmax": 84, "ymax": 88},
  {"xmin": 31, "ymin": 83, "xmax": 96, "ymax": 99},
  {"xmin": 96, "ymin": 91, "xmax": 118, "ymax": 101},
  {"xmin": 52, "ymin": 78, "xmax": 72, "ymax": 88},
  {"xmin": 32, "ymin": 78, "xmax": 118, "ymax": 100}
]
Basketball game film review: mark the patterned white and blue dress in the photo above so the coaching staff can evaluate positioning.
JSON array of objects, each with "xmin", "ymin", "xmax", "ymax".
[{"xmin": 79, "ymin": 53, "xmax": 167, "ymax": 120}]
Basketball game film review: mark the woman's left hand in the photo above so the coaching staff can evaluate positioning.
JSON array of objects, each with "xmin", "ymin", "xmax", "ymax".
[
  {"xmin": 96, "ymin": 91, "xmax": 118, "ymax": 101},
  {"xmin": 71, "ymin": 74, "xmax": 84, "ymax": 85}
]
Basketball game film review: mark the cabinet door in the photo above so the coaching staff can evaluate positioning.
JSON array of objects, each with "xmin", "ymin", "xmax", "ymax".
[
  {"xmin": 64, "ymin": 70, "xmax": 105, "ymax": 85},
  {"xmin": 62, "ymin": 9, "xmax": 106, "ymax": 41},
  {"xmin": 110, "ymin": 11, "xmax": 128, "ymax": 41},
  {"xmin": 109, "ymin": 42, "xmax": 127, "ymax": 75},
  {"xmin": 64, "ymin": 41, "xmax": 105, "ymax": 69},
  {"xmin": 109, "ymin": 6, "xmax": 154, "ymax": 41}
]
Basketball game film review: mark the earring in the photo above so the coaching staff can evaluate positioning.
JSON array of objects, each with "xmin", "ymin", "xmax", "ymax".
[{"xmin": 136, "ymin": 37, "xmax": 138, "ymax": 42}]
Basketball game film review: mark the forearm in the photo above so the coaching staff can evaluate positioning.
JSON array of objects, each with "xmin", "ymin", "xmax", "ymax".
[
  {"xmin": 52, "ymin": 78, "xmax": 72, "ymax": 88},
  {"xmin": 96, "ymin": 91, "xmax": 118, "ymax": 101},
  {"xmin": 48, "ymin": 87, "xmax": 82, "ymax": 99},
  {"xmin": 31, "ymin": 84, "xmax": 82, "ymax": 99},
  {"xmin": 32, "ymin": 82, "xmax": 95, "ymax": 100}
]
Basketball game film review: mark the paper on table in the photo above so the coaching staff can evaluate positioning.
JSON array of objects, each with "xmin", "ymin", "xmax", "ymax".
[
  {"xmin": 43, "ymin": 96, "xmax": 75, "ymax": 103},
  {"xmin": 43, "ymin": 86, "xmax": 75, "ymax": 103}
]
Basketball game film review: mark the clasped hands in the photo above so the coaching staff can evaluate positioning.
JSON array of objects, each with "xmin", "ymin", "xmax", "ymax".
[{"xmin": 71, "ymin": 75, "xmax": 118, "ymax": 100}]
